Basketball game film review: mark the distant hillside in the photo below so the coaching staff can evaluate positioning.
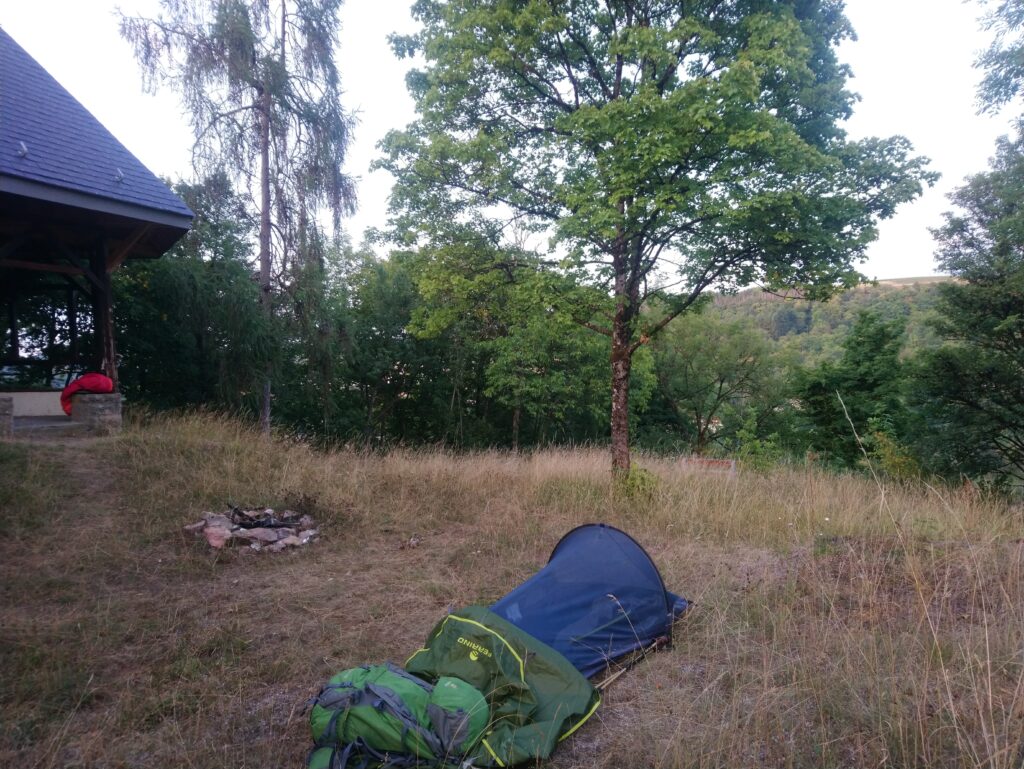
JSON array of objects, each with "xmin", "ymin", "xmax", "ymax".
[{"xmin": 710, "ymin": 276, "xmax": 953, "ymax": 364}]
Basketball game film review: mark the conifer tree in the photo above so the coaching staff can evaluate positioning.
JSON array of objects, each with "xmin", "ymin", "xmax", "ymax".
[{"xmin": 120, "ymin": 0, "xmax": 356, "ymax": 431}]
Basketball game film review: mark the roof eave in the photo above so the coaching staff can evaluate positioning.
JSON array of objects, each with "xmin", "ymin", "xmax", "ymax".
[{"xmin": 0, "ymin": 173, "xmax": 194, "ymax": 230}]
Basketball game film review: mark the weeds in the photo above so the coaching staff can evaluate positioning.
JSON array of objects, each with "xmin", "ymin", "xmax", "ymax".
[{"xmin": 0, "ymin": 412, "xmax": 1021, "ymax": 768}]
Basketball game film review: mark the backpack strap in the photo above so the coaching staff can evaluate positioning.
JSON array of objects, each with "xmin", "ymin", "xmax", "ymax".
[{"xmin": 363, "ymin": 682, "xmax": 445, "ymax": 757}]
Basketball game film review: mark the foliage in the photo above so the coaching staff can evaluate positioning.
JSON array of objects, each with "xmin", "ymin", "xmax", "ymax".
[
  {"xmin": 911, "ymin": 129, "xmax": 1024, "ymax": 484},
  {"xmin": 406, "ymin": 234, "xmax": 652, "ymax": 448},
  {"xmin": 612, "ymin": 465, "xmax": 659, "ymax": 502},
  {"xmin": 1, "ymin": 273, "xmax": 89, "ymax": 389},
  {"xmin": 977, "ymin": 0, "xmax": 1024, "ymax": 112},
  {"xmin": 709, "ymin": 278, "xmax": 947, "ymax": 364},
  {"xmin": 735, "ymin": 411, "xmax": 785, "ymax": 471},
  {"xmin": 120, "ymin": 0, "xmax": 356, "ymax": 239},
  {"xmin": 380, "ymin": 0, "xmax": 934, "ymax": 471},
  {"xmin": 864, "ymin": 417, "xmax": 921, "ymax": 481},
  {"xmin": 649, "ymin": 311, "xmax": 784, "ymax": 454},
  {"xmin": 796, "ymin": 311, "xmax": 908, "ymax": 468},
  {"xmin": 120, "ymin": 0, "xmax": 356, "ymax": 429},
  {"xmin": 115, "ymin": 176, "xmax": 271, "ymax": 410}
]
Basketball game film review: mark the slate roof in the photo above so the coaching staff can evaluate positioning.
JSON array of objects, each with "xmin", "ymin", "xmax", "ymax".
[{"xmin": 0, "ymin": 26, "xmax": 193, "ymax": 224}]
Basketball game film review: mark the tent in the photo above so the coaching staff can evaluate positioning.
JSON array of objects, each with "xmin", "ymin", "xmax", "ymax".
[
  {"xmin": 308, "ymin": 524, "xmax": 688, "ymax": 768},
  {"xmin": 491, "ymin": 523, "xmax": 689, "ymax": 677}
]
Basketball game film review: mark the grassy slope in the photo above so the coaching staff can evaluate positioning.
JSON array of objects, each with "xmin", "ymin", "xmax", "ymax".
[{"xmin": 1, "ymin": 414, "xmax": 1022, "ymax": 769}]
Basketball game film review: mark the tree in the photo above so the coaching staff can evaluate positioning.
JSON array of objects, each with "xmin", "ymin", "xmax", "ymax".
[
  {"xmin": 407, "ymin": 234, "xmax": 628, "ymax": 449},
  {"xmin": 120, "ymin": 0, "xmax": 356, "ymax": 432},
  {"xmin": 381, "ymin": 0, "xmax": 934, "ymax": 472},
  {"xmin": 797, "ymin": 311, "xmax": 908, "ymax": 468},
  {"xmin": 651, "ymin": 312, "xmax": 779, "ymax": 454},
  {"xmin": 977, "ymin": 0, "xmax": 1024, "ymax": 112},
  {"xmin": 912, "ymin": 130, "xmax": 1024, "ymax": 483},
  {"xmin": 115, "ymin": 176, "xmax": 271, "ymax": 410}
]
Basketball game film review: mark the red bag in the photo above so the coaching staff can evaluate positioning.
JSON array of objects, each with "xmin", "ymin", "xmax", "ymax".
[{"xmin": 60, "ymin": 373, "xmax": 114, "ymax": 415}]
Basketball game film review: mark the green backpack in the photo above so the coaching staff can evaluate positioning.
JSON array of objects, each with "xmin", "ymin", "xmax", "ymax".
[{"xmin": 308, "ymin": 662, "xmax": 488, "ymax": 769}]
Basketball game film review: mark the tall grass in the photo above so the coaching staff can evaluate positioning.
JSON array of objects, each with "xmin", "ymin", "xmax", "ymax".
[{"xmin": 1, "ymin": 412, "xmax": 1021, "ymax": 768}]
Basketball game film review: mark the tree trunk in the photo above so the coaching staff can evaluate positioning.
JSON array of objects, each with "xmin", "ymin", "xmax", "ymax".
[
  {"xmin": 511, "ymin": 404, "xmax": 521, "ymax": 452},
  {"xmin": 609, "ymin": 229, "xmax": 638, "ymax": 474},
  {"xmin": 258, "ymin": 86, "xmax": 273, "ymax": 435},
  {"xmin": 610, "ymin": 320, "xmax": 633, "ymax": 473}
]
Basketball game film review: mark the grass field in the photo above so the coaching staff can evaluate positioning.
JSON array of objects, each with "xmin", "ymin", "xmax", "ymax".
[{"xmin": 1, "ymin": 413, "xmax": 1022, "ymax": 768}]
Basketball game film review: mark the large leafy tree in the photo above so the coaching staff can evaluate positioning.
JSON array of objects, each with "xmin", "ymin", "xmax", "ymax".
[
  {"xmin": 120, "ymin": 0, "xmax": 356, "ymax": 431},
  {"xmin": 381, "ymin": 0, "xmax": 934, "ymax": 472},
  {"xmin": 912, "ymin": 131, "xmax": 1024, "ymax": 483}
]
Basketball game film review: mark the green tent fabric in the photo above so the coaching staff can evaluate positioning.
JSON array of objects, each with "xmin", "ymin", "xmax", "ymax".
[{"xmin": 405, "ymin": 606, "xmax": 601, "ymax": 767}]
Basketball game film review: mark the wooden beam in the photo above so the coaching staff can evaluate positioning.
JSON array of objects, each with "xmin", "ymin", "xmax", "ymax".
[
  {"xmin": 59, "ymin": 273, "xmax": 93, "ymax": 298},
  {"xmin": 53, "ymin": 254, "xmax": 106, "ymax": 293},
  {"xmin": 106, "ymin": 224, "xmax": 152, "ymax": 271},
  {"xmin": 0, "ymin": 257, "xmax": 84, "ymax": 276}
]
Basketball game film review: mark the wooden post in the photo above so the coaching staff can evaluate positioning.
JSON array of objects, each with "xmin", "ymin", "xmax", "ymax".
[
  {"xmin": 67, "ymin": 286, "xmax": 78, "ymax": 382},
  {"xmin": 89, "ymin": 246, "xmax": 118, "ymax": 390}
]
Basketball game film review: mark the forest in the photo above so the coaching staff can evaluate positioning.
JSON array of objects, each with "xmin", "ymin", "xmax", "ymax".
[{"xmin": 3, "ymin": 0, "xmax": 1024, "ymax": 490}]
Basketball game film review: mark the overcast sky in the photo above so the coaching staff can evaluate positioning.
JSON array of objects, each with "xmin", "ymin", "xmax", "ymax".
[{"xmin": 1, "ymin": 0, "xmax": 1017, "ymax": 280}]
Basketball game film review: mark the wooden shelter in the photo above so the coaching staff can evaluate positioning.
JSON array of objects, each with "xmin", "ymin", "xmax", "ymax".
[{"xmin": 1, "ymin": 27, "xmax": 192, "ymax": 391}]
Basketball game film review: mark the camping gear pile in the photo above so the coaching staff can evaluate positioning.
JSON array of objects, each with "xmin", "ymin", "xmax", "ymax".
[
  {"xmin": 307, "ymin": 524, "xmax": 688, "ymax": 768},
  {"xmin": 185, "ymin": 506, "xmax": 319, "ymax": 551}
]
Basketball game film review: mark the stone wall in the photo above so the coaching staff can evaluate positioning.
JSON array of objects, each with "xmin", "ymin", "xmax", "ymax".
[
  {"xmin": 0, "ymin": 395, "xmax": 12, "ymax": 439},
  {"xmin": 71, "ymin": 393, "xmax": 122, "ymax": 434},
  {"xmin": 9, "ymin": 391, "xmax": 64, "ymax": 416}
]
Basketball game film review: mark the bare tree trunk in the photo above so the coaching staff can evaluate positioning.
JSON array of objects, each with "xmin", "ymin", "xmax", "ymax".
[
  {"xmin": 512, "ymin": 404, "xmax": 521, "ymax": 452},
  {"xmin": 258, "ymin": 86, "xmax": 273, "ymax": 435}
]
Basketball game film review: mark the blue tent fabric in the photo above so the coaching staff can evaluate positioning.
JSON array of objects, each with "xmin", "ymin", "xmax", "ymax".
[{"xmin": 491, "ymin": 524, "xmax": 688, "ymax": 678}]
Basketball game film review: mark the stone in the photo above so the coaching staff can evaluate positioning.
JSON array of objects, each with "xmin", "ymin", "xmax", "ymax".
[
  {"xmin": 237, "ymin": 527, "xmax": 292, "ymax": 544},
  {"xmin": 202, "ymin": 513, "xmax": 234, "ymax": 529},
  {"xmin": 266, "ymin": 535, "xmax": 302, "ymax": 553},
  {"xmin": 70, "ymin": 393, "xmax": 122, "ymax": 435},
  {"xmin": 187, "ymin": 507, "xmax": 318, "ymax": 553},
  {"xmin": 204, "ymin": 526, "xmax": 233, "ymax": 549}
]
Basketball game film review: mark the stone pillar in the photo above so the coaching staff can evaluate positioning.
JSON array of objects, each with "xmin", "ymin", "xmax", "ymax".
[
  {"xmin": 0, "ymin": 395, "xmax": 12, "ymax": 439},
  {"xmin": 70, "ymin": 393, "xmax": 122, "ymax": 434}
]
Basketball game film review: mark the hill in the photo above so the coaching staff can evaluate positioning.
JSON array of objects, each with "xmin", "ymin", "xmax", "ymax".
[
  {"xmin": 709, "ymin": 276, "xmax": 952, "ymax": 364},
  {"xmin": 1, "ymin": 414, "xmax": 1020, "ymax": 768}
]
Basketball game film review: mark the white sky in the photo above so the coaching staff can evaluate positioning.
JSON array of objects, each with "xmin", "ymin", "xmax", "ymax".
[{"xmin": 1, "ymin": 0, "xmax": 1017, "ymax": 280}]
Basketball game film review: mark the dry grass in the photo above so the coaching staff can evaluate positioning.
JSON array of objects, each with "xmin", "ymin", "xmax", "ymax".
[{"xmin": 1, "ymin": 412, "xmax": 1022, "ymax": 768}]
